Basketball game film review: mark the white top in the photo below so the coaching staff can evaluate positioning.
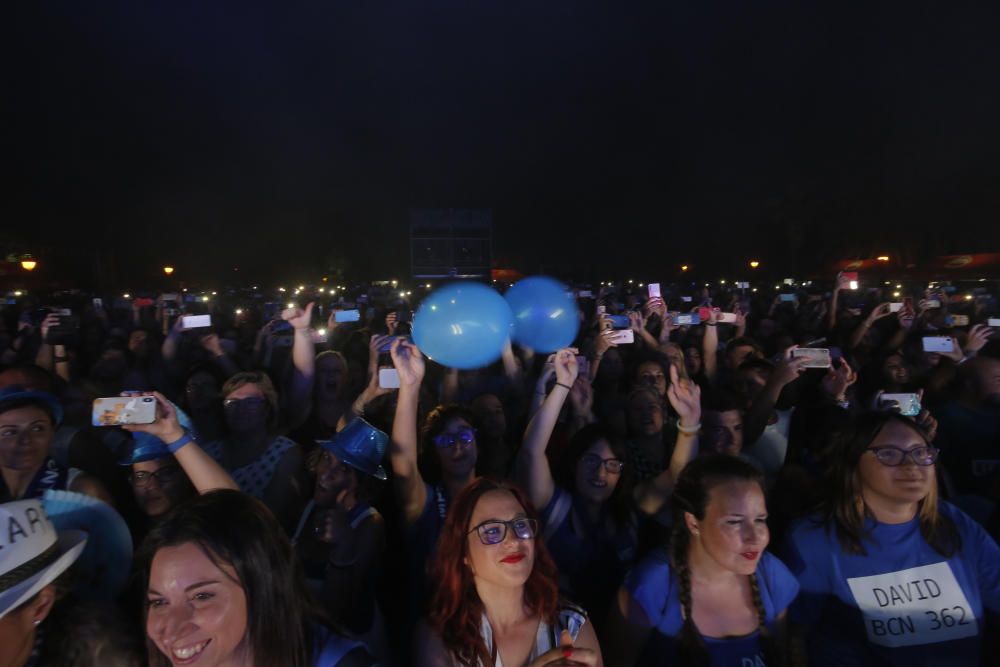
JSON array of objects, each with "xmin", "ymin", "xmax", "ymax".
[{"xmin": 478, "ymin": 606, "xmax": 586, "ymax": 667}]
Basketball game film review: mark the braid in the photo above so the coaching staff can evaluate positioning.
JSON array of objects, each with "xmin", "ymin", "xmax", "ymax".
[
  {"xmin": 749, "ymin": 572, "xmax": 783, "ymax": 667},
  {"xmin": 671, "ymin": 528, "xmax": 710, "ymax": 667}
]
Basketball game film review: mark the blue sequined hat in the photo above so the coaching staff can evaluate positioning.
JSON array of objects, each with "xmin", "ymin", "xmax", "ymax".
[
  {"xmin": 318, "ymin": 417, "xmax": 389, "ymax": 480},
  {"xmin": 118, "ymin": 403, "xmax": 195, "ymax": 465}
]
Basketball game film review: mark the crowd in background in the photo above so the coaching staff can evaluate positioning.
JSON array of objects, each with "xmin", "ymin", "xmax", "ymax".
[{"xmin": 1, "ymin": 272, "xmax": 999, "ymax": 667}]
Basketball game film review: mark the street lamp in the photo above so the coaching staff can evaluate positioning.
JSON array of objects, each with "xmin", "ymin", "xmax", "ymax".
[
  {"xmin": 749, "ymin": 261, "xmax": 760, "ymax": 269},
  {"xmin": 163, "ymin": 266, "xmax": 175, "ymax": 276},
  {"xmin": 877, "ymin": 256, "xmax": 890, "ymax": 262},
  {"xmin": 21, "ymin": 259, "xmax": 37, "ymax": 271},
  {"xmin": 681, "ymin": 265, "xmax": 689, "ymax": 272}
]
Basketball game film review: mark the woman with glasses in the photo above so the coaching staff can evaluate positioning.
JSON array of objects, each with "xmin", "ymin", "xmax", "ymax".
[
  {"xmin": 416, "ymin": 477, "xmax": 603, "ymax": 666},
  {"xmin": 782, "ymin": 411, "xmax": 1000, "ymax": 666},
  {"xmin": 119, "ymin": 392, "xmax": 237, "ymax": 539},
  {"xmin": 200, "ymin": 371, "xmax": 307, "ymax": 531},
  {"xmin": 515, "ymin": 348, "xmax": 638, "ymax": 630}
]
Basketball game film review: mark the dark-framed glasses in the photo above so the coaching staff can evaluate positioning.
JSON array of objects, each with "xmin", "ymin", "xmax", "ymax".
[
  {"xmin": 580, "ymin": 453, "xmax": 625, "ymax": 474},
  {"xmin": 468, "ymin": 517, "xmax": 538, "ymax": 545},
  {"xmin": 223, "ymin": 397, "xmax": 267, "ymax": 409},
  {"xmin": 433, "ymin": 428, "xmax": 476, "ymax": 449},
  {"xmin": 867, "ymin": 446, "xmax": 939, "ymax": 467},
  {"xmin": 130, "ymin": 465, "xmax": 184, "ymax": 488}
]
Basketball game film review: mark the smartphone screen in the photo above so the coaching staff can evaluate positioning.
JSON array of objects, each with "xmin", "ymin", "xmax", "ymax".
[
  {"xmin": 182, "ymin": 314, "xmax": 212, "ymax": 329},
  {"xmin": 648, "ymin": 283, "xmax": 661, "ymax": 299},
  {"xmin": 922, "ymin": 337, "xmax": 954, "ymax": 353},
  {"xmin": 334, "ymin": 309, "xmax": 361, "ymax": 323}
]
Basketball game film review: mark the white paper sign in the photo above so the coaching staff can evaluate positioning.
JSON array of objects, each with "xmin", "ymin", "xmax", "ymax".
[{"xmin": 846, "ymin": 562, "xmax": 978, "ymax": 647}]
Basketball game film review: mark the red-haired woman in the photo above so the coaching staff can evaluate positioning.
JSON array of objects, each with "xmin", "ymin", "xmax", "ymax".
[{"xmin": 416, "ymin": 477, "xmax": 603, "ymax": 667}]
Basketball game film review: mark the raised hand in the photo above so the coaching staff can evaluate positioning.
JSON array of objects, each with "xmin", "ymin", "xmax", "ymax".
[
  {"xmin": 595, "ymin": 329, "xmax": 618, "ymax": 356},
  {"xmin": 199, "ymin": 333, "xmax": 224, "ymax": 357},
  {"xmin": 965, "ymin": 324, "xmax": 993, "ymax": 355},
  {"xmin": 283, "ymin": 302, "xmax": 314, "ymax": 331},
  {"xmin": 666, "ymin": 363, "xmax": 701, "ymax": 429},
  {"xmin": 386, "ymin": 311, "xmax": 398, "ymax": 335},
  {"xmin": 773, "ymin": 346, "xmax": 808, "ymax": 387},
  {"xmin": 39, "ymin": 313, "xmax": 60, "ymax": 341},
  {"xmin": 628, "ymin": 310, "xmax": 646, "ymax": 332},
  {"xmin": 391, "ymin": 339, "xmax": 425, "ymax": 388},
  {"xmin": 553, "ymin": 348, "xmax": 580, "ymax": 387},
  {"xmin": 121, "ymin": 391, "xmax": 186, "ymax": 443},
  {"xmin": 822, "ymin": 359, "xmax": 857, "ymax": 402}
]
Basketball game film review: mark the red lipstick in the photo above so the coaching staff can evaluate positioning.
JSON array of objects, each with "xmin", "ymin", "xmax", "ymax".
[
  {"xmin": 741, "ymin": 551, "xmax": 759, "ymax": 561},
  {"xmin": 500, "ymin": 554, "xmax": 525, "ymax": 564}
]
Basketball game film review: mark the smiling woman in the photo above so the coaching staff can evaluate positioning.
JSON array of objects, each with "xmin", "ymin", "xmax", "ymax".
[
  {"xmin": 416, "ymin": 478, "xmax": 604, "ymax": 667},
  {"xmin": 140, "ymin": 490, "xmax": 374, "ymax": 667}
]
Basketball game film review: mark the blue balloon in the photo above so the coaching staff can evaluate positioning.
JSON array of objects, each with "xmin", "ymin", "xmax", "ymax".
[
  {"xmin": 505, "ymin": 276, "xmax": 580, "ymax": 353},
  {"xmin": 412, "ymin": 282, "xmax": 514, "ymax": 369}
]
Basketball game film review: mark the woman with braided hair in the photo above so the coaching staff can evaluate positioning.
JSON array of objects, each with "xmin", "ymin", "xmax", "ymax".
[{"xmin": 604, "ymin": 455, "xmax": 798, "ymax": 666}]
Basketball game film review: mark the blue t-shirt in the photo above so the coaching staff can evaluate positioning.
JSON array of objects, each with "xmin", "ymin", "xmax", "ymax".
[
  {"xmin": 625, "ymin": 549, "xmax": 799, "ymax": 667},
  {"xmin": 782, "ymin": 502, "xmax": 1000, "ymax": 667},
  {"xmin": 540, "ymin": 487, "xmax": 637, "ymax": 623}
]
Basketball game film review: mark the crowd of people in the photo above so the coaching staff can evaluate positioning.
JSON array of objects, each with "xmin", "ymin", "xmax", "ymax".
[{"xmin": 1, "ymin": 273, "xmax": 999, "ymax": 666}]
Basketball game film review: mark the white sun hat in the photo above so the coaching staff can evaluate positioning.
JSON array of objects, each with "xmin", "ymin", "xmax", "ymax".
[{"xmin": 0, "ymin": 499, "xmax": 87, "ymax": 619}]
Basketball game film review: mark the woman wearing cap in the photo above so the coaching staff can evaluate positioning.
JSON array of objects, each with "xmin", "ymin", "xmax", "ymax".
[
  {"xmin": 293, "ymin": 417, "xmax": 387, "ymax": 659},
  {"xmin": 0, "ymin": 498, "xmax": 87, "ymax": 667},
  {"xmin": 120, "ymin": 392, "xmax": 238, "ymax": 537},
  {"xmin": 142, "ymin": 490, "xmax": 375, "ymax": 667},
  {"xmin": 0, "ymin": 386, "xmax": 110, "ymax": 503}
]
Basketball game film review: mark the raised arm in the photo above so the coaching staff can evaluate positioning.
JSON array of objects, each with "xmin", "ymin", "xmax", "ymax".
[
  {"xmin": 284, "ymin": 303, "xmax": 317, "ymax": 427},
  {"xmin": 124, "ymin": 391, "xmax": 238, "ymax": 493},
  {"xmin": 633, "ymin": 364, "xmax": 700, "ymax": 516},
  {"xmin": 744, "ymin": 346, "xmax": 806, "ymax": 445},
  {"xmin": 389, "ymin": 339, "xmax": 429, "ymax": 525},
  {"xmin": 516, "ymin": 349, "xmax": 577, "ymax": 511},
  {"xmin": 702, "ymin": 309, "xmax": 719, "ymax": 383}
]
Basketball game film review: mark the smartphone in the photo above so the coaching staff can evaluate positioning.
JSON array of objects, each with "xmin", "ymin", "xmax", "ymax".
[
  {"xmin": 311, "ymin": 328, "xmax": 329, "ymax": 344},
  {"xmin": 334, "ymin": 309, "xmax": 361, "ymax": 323},
  {"xmin": 607, "ymin": 314, "xmax": 630, "ymax": 329},
  {"xmin": 92, "ymin": 298, "xmax": 103, "ymax": 309},
  {"xmin": 181, "ymin": 314, "xmax": 212, "ymax": 329},
  {"xmin": 880, "ymin": 393, "xmax": 922, "ymax": 417},
  {"xmin": 842, "ymin": 272, "xmax": 859, "ymax": 290},
  {"xmin": 92, "ymin": 396, "xmax": 158, "ymax": 426},
  {"xmin": 922, "ymin": 336, "xmax": 954, "ymax": 353},
  {"xmin": 575, "ymin": 355, "xmax": 590, "ymax": 379},
  {"xmin": 736, "ymin": 281, "xmax": 750, "ymax": 289},
  {"xmin": 608, "ymin": 329, "xmax": 634, "ymax": 345},
  {"xmin": 578, "ymin": 290, "xmax": 593, "ymax": 298},
  {"xmin": 697, "ymin": 306, "xmax": 714, "ymax": 321},
  {"xmin": 945, "ymin": 314, "xmax": 970, "ymax": 327},
  {"xmin": 889, "ymin": 303, "xmax": 904, "ymax": 313},
  {"xmin": 396, "ymin": 310, "xmax": 412, "ymax": 325},
  {"xmin": 45, "ymin": 315, "xmax": 80, "ymax": 345},
  {"xmin": 925, "ymin": 299, "xmax": 942, "ymax": 309},
  {"xmin": 648, "ymin": 283, "xmax": 661, "ymax": 299},
  {"xmin": 675, "ymin": 313, "xmax": 700, "ymax": 326},
  {"xmin": 791, "ymin": 348, "xmax": 832, "ymax": 368},
  {"xmin": 681, "ymin": 296, "xmax": 693, "ymax": 303},
  {"xmin": 717, "ymin": 312, "xmax": 738, "ymax": 324},
  {"xmin": 596, "ymin": 304, "xmax": 606, "ymax": 316},
  {"xmin": 378, "ymin": 368, "xmax": 401, "ymax": 389},
  {"xmin": 377, "ymin": 336, "xmax": 400, "ymax": 353},
  {"xmin": 989, "ymin": 318, "xmax": 1000, "ymax": 327},
  {"xmin": 779, "ymin": 294, "xmax": 796, "ymax": 303}
]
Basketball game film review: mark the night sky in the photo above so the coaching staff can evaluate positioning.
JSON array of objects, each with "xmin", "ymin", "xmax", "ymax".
[{"xmin": 8, "ymin": 2, "xmax": 1000, "ymax": 286}]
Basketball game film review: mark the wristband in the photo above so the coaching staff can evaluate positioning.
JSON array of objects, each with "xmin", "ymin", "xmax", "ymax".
[
  {"xmin": 554, "ymin": 382, "xmax": 572, "ymax": 391},
  {"xmin": 166, "ymin": 431, "xmax": 194, "ymax": 454},
  {"xmin": 676, "ymin": 422, "xmax": 701, "ymax": 435}
]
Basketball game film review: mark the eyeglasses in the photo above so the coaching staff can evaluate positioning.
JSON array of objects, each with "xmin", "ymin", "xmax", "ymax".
[
  {"xmin": 580, "ymin": 454, "xmax": 624, "ymax": 474},
  {"xmin": 130, "ymin": 466, "xmax": 183, "ymax": 488},
  {"xmin": 223, "ymin": 397, "xmax": 267, "ymax": 409},
  {"xmin": 468, "ymin": 517, "xmax": 539, "ymax": 545},
  {"xmin": 433, "ymin": 428, "xmax": 476, "ymax": 449},
  {"xmin": 867, "ymin": 446, "xmax": 940, "ymax": 467}
]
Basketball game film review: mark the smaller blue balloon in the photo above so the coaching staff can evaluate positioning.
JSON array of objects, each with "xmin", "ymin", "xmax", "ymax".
[
  {"xmin": 412, "ymin": 282, "xmax": 514, "ymax": 369},
  {"xmin": 505, "ymin": 276, "xmax": 580, "ymax": 353}
]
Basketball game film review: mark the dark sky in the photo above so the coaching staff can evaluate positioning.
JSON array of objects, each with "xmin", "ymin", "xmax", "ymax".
[{"xmin": 8, "ymin": 1, "xmax": 1000, "ymax": 286}]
